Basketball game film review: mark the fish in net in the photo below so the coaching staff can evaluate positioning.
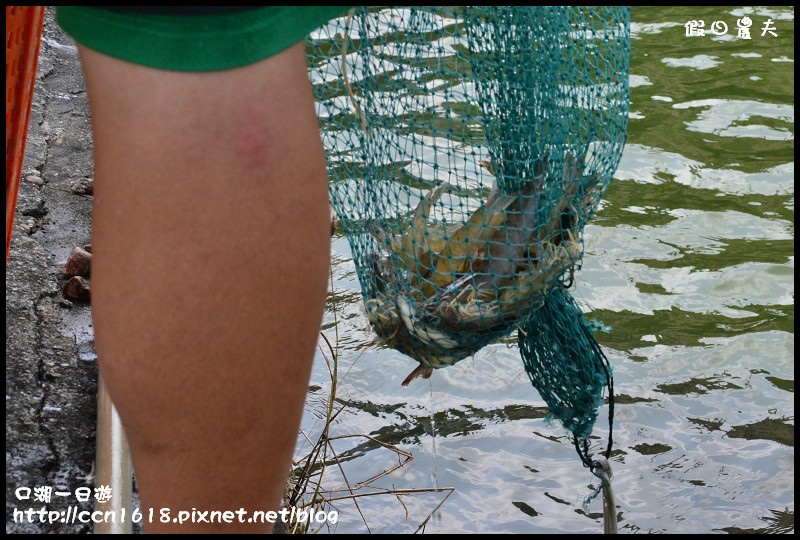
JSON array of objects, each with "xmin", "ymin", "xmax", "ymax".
[{"xmin": 308, "ymin": 5, "xmax": 628, "ymax": 446}]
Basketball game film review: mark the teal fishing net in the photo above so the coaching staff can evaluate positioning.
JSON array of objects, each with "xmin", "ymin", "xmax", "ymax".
[{"xmin": 307, "ymin": 7, "xmax": 629, "ymax": 443}]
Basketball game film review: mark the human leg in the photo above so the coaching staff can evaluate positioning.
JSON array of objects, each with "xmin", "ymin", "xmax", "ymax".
[{"xmin": 79, "ymin": 42, "xmax": 330, "ymax": 532}]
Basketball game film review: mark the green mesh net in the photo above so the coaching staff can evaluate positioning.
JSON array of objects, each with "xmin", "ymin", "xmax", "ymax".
[{"xmin": 308, "ymin": 7, "xmax": 629, "ymax": 441}]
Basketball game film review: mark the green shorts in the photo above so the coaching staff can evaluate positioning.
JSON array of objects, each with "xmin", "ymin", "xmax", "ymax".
[{"xmin": 56, "ymin": 6, "xmax": 349, "ymax": 72}]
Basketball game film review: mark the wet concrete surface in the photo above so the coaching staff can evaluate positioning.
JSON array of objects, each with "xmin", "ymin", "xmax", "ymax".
[{"xmin": 6, "ymin": 8, "xmax": 99, "ymax": 534}]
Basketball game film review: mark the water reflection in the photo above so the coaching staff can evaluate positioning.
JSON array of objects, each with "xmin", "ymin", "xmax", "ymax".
[{"xmin": 302, "ymin": 6, "xmax": 794, "ymax": 534}]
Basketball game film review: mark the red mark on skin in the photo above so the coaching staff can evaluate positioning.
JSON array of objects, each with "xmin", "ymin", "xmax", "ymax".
[{"xmin": 231, "ymin": 117, "xmax": 272, "ymax": 170}]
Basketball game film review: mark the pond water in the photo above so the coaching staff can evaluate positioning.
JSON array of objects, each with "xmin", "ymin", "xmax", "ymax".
[{"xmin": 298, "ymin": 7, "xmax": 794, "ymax": 534}]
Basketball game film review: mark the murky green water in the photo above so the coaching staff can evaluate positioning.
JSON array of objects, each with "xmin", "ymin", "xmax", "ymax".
[{"xmin": 299, "ymin": 7, "xmax": 793, "ymax": 533}]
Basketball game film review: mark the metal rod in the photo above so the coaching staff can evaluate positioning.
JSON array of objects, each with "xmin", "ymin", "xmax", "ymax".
[{"xmin": 94, "ymin": 375, "xmax": 133, "ymax": 534}]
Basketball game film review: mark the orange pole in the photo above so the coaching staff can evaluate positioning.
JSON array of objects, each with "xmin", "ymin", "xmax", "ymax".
[{"xmin": 6, "ymin": 6, "xmax": 46, "ymax": 263}]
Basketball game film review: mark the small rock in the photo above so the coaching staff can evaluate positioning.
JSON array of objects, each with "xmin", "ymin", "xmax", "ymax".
[
  {"xmin": 15, "ymin": 216, "xmax": 37, "ymax": 235},
  {"xmin": 25, "ymin": 175, "xmax": 44, "ymax": 188},
  {"xmin": 64, "ymin": 246, "xmax": 92, "ymax": 278},
  {"xmin": 63, "ymin": 276, "xmax": 91, "ymax": 303},
  {"xmin": 70, "ymin": 177, "xmax": 93, "ymax": 196},
  {"xmin": 58, "ymin": 299, "xmax": 74, "ymax": 309}
]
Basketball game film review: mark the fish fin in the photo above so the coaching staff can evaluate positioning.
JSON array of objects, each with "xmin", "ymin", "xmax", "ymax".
[{"xmin": 401, "ymin": 364, "xmax": 434, "ymax": 386}]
